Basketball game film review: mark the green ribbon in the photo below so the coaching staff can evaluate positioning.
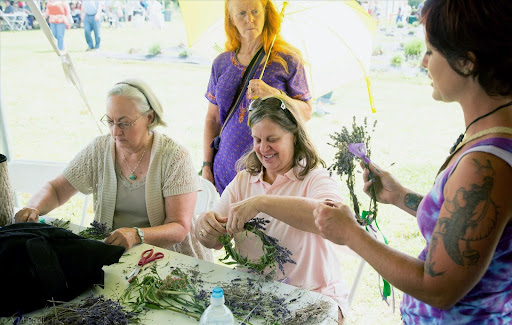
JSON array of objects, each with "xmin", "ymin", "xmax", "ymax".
[{"xmin": 362, "ymin": 209, "xmax": 392, "ymax": 301}]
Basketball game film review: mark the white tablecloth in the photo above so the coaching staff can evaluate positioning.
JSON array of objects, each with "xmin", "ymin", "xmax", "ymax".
[{"xmin": 23, "ymin": 218, "xmax": 338, "ymax": 324}]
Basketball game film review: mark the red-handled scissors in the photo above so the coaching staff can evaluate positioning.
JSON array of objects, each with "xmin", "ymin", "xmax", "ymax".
[{"xmin": 126, "ymin": 249, "xmax": 164, "ymax": 282}]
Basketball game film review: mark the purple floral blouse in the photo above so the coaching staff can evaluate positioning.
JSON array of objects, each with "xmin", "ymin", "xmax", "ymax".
[{"xmin": 205, "ymin": 51, "xmax": 311, "ymax": 194}]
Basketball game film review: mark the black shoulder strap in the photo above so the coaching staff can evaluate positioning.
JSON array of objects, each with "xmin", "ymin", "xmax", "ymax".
[{"xmin": 220, "ymin": 47, "xmax": 266, "ymax": 135}]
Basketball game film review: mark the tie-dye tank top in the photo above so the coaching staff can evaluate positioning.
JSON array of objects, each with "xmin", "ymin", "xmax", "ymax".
[{"xmin": 401, "ymin": 138, "xmax": 512, "ymax": 324}]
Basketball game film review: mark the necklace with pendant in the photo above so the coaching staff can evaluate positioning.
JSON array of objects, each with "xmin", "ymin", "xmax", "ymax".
[
  {"xmin": 120, "ymin": 138, "xmax": 150, "ymax": 180},
  {"xmin": 450, "ymin": 101, "xmax": 512, "ymax": 154}
]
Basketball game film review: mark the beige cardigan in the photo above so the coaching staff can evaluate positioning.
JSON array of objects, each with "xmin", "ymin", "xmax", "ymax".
[{"xmin": 63, "ymin": 132, "xmax": 212, "ymax": 261}]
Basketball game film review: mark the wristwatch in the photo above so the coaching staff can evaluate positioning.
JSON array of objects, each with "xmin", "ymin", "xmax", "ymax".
[
  {"xmin": 134, "ymin": 227, "xmax": 145, "ymax": 244},
  {"xmin": 202, "ymin": 161, "xmax": 212, "ymax": 168}
]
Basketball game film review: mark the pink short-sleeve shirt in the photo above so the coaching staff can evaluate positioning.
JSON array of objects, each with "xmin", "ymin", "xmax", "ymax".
[{"xmin": 213, "ymin": 167, "xmax": 350, "ymax": 315}]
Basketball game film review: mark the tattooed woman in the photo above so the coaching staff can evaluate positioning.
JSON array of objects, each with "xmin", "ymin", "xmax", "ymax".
[{"xmin": 314, "ymin": 0, "xmax": 512, "ymax": 323}]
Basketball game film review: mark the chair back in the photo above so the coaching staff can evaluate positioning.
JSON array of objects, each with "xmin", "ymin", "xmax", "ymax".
[
  {"xmin": 194, "ymin": 178, "xmax": 219, "ymax": 215},
  {"xmin": 7, "ymin": 160, "xmax": 91, "ymax": 226}
]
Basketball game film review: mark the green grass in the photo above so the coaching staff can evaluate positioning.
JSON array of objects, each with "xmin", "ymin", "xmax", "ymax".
[{"xmin": 1, "ymin": 16, "xmax": 463, "ymax": 324}]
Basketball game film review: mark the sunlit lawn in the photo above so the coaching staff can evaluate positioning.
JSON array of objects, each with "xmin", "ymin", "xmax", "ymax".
[{"xmin": 1, "ymin": 15, "xmax": 463, "ymax": 324}]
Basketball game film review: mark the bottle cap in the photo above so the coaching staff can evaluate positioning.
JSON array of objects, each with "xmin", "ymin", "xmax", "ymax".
[{"xmin": 212, "ymin": 287, "xmax": 224, "ymax": 299}]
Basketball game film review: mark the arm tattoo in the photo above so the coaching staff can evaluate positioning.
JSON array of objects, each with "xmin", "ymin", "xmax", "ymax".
[
  {"xmin": 404, "ymin": 193, "xmax": 423, "ymax": 211},
  {"xmin": 425, "ymin": 234, "xmax": 445, "ymax": 277},
  {"xmin": 436, "ymin": 158, "xmax": 498, "ymax": 266}
]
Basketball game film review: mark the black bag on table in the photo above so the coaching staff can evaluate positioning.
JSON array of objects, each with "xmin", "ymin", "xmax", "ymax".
[{"xmin": 0, "ymin": 222, "xmax": 125, "ymax": 317}]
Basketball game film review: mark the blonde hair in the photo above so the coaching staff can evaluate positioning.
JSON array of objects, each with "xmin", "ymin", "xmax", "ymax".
[
  {"xmin": 108, "ymin": 78, "xmax": 167, "ymax": 130},
  {"xmin": 225, "ymin": 0, "xmax": 303, "ymax": 74},
  {"xmin": 236, "ymin": 94, "xmax": 325, "ymax": 179}
]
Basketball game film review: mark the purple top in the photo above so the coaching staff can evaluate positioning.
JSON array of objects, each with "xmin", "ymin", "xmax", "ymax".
[
  {"xmin": 401, "ymin": 138, "xmax": 512, "ymax": 324},
  {"xmin": 205, "ymin": 51, "xmax": 311, "ymax": 194}
]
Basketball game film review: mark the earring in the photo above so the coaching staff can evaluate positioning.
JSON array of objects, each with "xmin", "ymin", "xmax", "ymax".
[{"xmin": 464, "ymin": 68, "xmax": 471, "ymax": 75}]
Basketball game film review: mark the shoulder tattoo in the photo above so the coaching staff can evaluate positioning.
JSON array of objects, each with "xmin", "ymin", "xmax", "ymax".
[{"xmin": 436, "ymin": 158, "xmax": 498, "ymax": 266}]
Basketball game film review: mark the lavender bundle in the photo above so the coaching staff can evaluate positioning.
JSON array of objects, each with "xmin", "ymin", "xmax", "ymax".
[
  {"xmin": 328, "ymin": 117, "xmax": 393, "ymax": 302},
  {"xmin": 218, "ymin": 218, "xmax": 295, "ymax": 274},
  {"xmin": 121, "ymin": 265, "xmax": 206, "ymax": 320},
  {"xmin": 328, "ymin": 116, "xmax": 378, "ymax": 226},
  {"xmin": 10, "ymin": 293, "xmax": 137, "ymax": 325},
  {"xmin": 78, "ymin": 221, "xmax": 111, "ymax": 240},
  {"xmin": 120, "ymin": 264, "xmax": 331, "ymax": 324},
  {"xmin": 223, "ymin": 277, "xmax": 332, "ymax": 324},
  {"xmin": 222, "ymin": 277, "xmax": 291, "ymax": 322}
]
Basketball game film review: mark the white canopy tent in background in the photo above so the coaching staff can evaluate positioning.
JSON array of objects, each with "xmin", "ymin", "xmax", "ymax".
[{"xmin": 0, "ymin": 0, "xmax": 102, "ymax": 162}]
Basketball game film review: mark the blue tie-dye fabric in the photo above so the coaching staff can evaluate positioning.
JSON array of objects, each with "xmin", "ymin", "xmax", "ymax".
[{"xmin": 401, "ymin": 138, "xmax": 512, "ymax": 324}]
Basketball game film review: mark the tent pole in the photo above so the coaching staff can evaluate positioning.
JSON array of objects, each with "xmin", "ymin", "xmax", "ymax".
[{"xmin": 0, "ymin": 87, "xmax": 12, "ymax": 161}]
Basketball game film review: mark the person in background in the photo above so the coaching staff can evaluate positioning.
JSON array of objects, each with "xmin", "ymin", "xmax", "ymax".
[
  {"xmin": 396, "ymin": 5, "xmax": 403, "ymax": 24},
  {"xmin": 417, "ymin": 1, "xmax": 425, "ymax": 19},
  {"xmin": 81, "ymin": 0, "xmax": 103, "ymax": 50},
  {"xmin": 314, "ymin": 0, "xmax": 512, "ymax": 323},
  {"xmin": 18, "ymin": 1, "xmax": 35, "ymax": 29},
  {"xmin": 43, "ymin": 0, "xmax": 71, "ymax": 51},
  {"xmin": 15, "ymin": 78, "xmax": 212, "ymax": 262},
  {"xmin": 147, "ymin": 0, "xmax": 163, "ymax": 29},
  {"xmin": 108, "ymin": 0, "xmax": 123, "ymax": 28},
  {"xmin": 197, "ymin": 95, "xmax": 349, "ymax": 324},
  {"xmin": 71, "ymin": 1, "xmax": 82, "ymax": 28},
  {"xmin": 202, "ymin": 0, "xmax": 312, "ymax": 195},
  {"xmin": 4, "ymin": 1, "xmax": 15, "ymax": 13}
]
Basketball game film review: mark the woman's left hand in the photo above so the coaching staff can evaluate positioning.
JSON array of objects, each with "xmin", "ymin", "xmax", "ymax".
[
  {"xmin": 227, "ymin": 196, "xmax": 263, "ymax": 234},
  {"xmin": 104, "ymin": 227, "xmax": 140, "ymax": 250},
  {"xmin": 247, "ymin": 79, "xmax": 281, "ymax": 100},
  {"xmin": 313, "ymin": 200, "xmax": 359, "ymax": 245}
]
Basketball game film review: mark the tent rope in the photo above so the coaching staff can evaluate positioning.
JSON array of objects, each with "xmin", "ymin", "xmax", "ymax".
[{"xmin": 26, "ymin": 0, "xmax": 103, "ymax": 134}]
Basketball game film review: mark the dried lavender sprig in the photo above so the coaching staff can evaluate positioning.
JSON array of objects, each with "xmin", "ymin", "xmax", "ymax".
[
  {"xmin": 17, "ymin": 292, "xmax": 138, "ymax": 325},
  {"xmin": 50, "ymin": 218, "xmax": 71, "ymax": 230},
  {"xmin": 78, "ymin": 221, "xmax": 112, "ymax": 240}
]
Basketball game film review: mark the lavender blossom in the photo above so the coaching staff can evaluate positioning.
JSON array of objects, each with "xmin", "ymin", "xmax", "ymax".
[{"xmin": 348, "ymin": 142, "xmax": 371, "ymax": 164}]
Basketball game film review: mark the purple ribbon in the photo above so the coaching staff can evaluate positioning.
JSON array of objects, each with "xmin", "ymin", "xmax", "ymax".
[{"xmin": 348, "ymin": 143, "xmax": 371, "ymax": 164}]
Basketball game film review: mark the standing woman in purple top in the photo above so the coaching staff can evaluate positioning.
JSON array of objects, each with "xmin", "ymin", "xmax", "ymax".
[
  {"xmin": 314, "ymin": 0, "xmax": 512, "ymax": 323},
  {"xmin": 202, "ymin": 0, "xmax": 313, "ymax": 194}
]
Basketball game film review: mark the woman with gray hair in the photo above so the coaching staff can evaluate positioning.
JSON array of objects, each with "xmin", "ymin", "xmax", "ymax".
[{"xmin": 15, "ymin": 79, "xmax": 212, "ymax": 261}]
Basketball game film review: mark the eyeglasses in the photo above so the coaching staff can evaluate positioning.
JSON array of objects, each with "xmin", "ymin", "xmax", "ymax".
[
  {"xmin": 100, "ymin": 110, "xmax": 150, "ymax": 130},
  {"xmin": 248, "ymin": 97, "xmax": 297, "ymax": 124}
]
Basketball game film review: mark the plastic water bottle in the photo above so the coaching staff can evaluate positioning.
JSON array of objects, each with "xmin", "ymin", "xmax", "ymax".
[{"xmin": 199, "ymin": 287, "xmax": 235, "ymax": 325}]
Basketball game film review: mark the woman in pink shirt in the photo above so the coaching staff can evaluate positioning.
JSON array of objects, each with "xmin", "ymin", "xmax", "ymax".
[
  {"xmin": 196, "ymin": 95, "xmax": 349, "ymax": 323},
  {"xmin": 43, "ymin": 0, "xmax": 71, "ymax": 51}
]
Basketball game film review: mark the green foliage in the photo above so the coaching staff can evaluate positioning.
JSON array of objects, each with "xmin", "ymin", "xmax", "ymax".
[
  {"xmin": 391, "ymin": 54, "xmax": 404, "ymax": 67},
  {"xmin": 409, "ymin": 0, "xmax": 422, "ymax": 8},
  {"xmin": 404, "ymin": 38, "xmax": 425, "ymax": 58},
  {"xmin": 121, "ymin": 265, "xmax": 206, "ymax": 319},
  {"xmin": 148, "ymin": 43, "xmax": 162, "ymax": 56},
  {"xmin": 412, "ymin": 21, "xmax": 420, "ymax": 27},
  {"xmin": 165, "ymin": 0, "xmax": 177, "ymax": 9},
  {"xmin": 372, "ymin": 45, "xmax": 384, "ymax": 56},
  {"xmin": 397, "ymin": 22, "xmax": 404, "ymax": 28},
  {"xmin": 179, "ymin": 48, "xmax": 191, "ymax": 58}
]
